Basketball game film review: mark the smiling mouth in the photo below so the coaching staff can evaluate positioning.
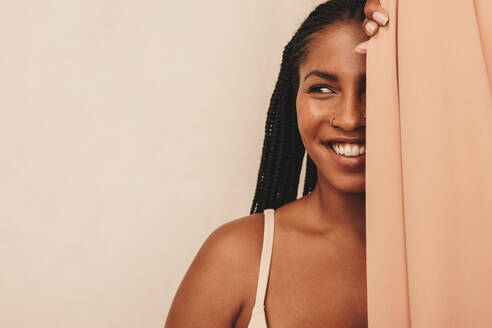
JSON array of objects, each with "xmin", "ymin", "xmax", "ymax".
[
  {"xmin": 324, "ymin": 141, "xmax": 366, "ymax": 157},
  {"xmin": 323, "ymin": 141, "xmax": 366, "ymax": 170}
]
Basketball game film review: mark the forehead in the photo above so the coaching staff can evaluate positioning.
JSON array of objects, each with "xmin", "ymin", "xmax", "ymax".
[{"xmin": 299, "ymin": 21, "xmax": 368, "ymax": 79}]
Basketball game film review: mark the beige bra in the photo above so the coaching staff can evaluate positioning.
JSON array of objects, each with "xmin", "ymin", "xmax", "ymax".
[{"xmin": 247, "ymin": 208, "xmax": 275, "ymax": 328}]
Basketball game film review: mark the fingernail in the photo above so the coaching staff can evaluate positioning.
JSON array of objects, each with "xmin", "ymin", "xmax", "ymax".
[
  {"xmin": 365, "ymin": 21, "xmax": 377, "ymax": 35},
  {"xmin": 353, "ymin": 41, "xmax": 367, "ymax": 54},
  {"xmin": 372, "ymin": 11, "xmax": 388, "ymax": 25}
]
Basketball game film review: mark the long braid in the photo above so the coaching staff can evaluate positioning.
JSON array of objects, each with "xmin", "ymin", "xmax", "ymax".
[
  {"xmin": 303, "ymin": 154, "xmax": 318, "ymax": 195},
  {"xmin": 250, "ymin": 0, "xmax": 366, "ymax": 214}
]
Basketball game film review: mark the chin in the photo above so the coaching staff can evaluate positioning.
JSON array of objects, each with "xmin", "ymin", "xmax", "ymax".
[
  {"xmin": 320, "ymin": 168, "xmax": 366, "ymax": 194},
  {"xmin": 330, "ymin": 179, "xmax": 365, "ymax": 194}
]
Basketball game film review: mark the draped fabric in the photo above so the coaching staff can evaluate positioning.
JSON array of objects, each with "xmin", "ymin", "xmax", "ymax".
[{"xmin": 365, "ymin": 0, "xmax": 492, "ymax": 326}]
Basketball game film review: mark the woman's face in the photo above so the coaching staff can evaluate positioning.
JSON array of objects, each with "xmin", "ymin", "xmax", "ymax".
[{"xmin": 296, "ymin": 21, "xmax": 368, "ymax": 194}]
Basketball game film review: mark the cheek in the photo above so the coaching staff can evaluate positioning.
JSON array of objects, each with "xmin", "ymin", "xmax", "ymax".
[{"xmin": 296, "ymin": 95, "xmax": 325, "ymax": 146}]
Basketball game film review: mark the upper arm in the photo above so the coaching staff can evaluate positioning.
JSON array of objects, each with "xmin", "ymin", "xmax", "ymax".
[{"xmin": 165, "ymin": 216, "xmax": 262, "ymax": 328}]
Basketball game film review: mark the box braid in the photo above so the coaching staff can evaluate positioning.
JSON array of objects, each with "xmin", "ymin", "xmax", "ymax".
[{"xmin": 250, "ymin": 0, "xmax": 366, "ymax": 214}]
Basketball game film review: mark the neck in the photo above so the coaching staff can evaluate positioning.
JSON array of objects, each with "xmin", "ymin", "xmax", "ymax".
[{"xmin": 303, "ymin": 174, "xmax": 366, "ymax": 242}]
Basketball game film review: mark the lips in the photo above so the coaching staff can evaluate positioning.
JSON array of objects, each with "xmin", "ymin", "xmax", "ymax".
[
  {"xmin": 324, "ymin": 141, "xmax": 366, "ymax": 170},
  {"xmin": 322, "ymin": 137, "xmax": 366, "ymax": 144}
]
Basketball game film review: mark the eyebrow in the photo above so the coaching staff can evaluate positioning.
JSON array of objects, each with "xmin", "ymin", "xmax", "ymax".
[
  {"xmin": 304, "ymin": 70, "xmax": 338, "ymax": 82},
  {"xmin": 303, "ymin": 70, "xmax": 366, "ymax": 84}
]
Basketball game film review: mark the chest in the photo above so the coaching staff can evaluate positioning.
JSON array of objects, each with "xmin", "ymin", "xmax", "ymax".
[{"xmin": 264, "ymin": 237, "xmax": 367, "ymax": 328}]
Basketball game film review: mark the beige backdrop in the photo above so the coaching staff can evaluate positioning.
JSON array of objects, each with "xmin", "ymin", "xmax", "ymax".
[{"xmin": 0, "ymin": 0, "xmax": 324, "ymax": 327}]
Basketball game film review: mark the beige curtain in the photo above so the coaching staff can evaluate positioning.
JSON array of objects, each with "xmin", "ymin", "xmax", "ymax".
[{"xmin": 366, "ymin": 0, "xmax": 492, "ymax": 326}]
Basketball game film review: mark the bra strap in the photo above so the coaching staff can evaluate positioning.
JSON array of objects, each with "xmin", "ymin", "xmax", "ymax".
[{"xmin": 253, "ymin": 209, "xmax": 275, "ymax": 308}]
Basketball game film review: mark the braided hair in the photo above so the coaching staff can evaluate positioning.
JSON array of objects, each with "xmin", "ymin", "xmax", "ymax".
[{"xmin": 250, "ymin": 0, "xmax": 366, "ymax": 214}]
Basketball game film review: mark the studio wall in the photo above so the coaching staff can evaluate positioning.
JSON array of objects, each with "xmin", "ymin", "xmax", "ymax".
[{"xmin": 0, "ymin": 0, "xmax": 325, "ymax": 327}]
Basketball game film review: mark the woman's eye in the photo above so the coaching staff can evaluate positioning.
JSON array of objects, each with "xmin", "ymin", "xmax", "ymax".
[{"xmin": 309, "ymin": 85, "xmax": 335, "ymax": 94}]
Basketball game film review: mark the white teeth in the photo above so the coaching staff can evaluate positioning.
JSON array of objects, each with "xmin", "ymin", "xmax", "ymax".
[
  {"xmin": 345, "ymin": 144, "xmax": 352, "ymax": 155},
  {"xmin": 332, "ymin": 142, "xmax": 365, "ymax": 157}
]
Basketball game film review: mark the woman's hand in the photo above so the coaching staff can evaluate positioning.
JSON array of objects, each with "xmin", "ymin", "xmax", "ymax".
[
  {"xmin": 362, "ymin": 0, "xmax": 389, "ymax": 37},
  {"xmin": 354, "ymin": 0, "xmax": 389, "ymax": 54}
]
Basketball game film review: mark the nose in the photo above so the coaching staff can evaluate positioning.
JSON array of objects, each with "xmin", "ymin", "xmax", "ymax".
[{"xmin": 332, "ymin": 90, "xmax": 365, "ymax": 132}]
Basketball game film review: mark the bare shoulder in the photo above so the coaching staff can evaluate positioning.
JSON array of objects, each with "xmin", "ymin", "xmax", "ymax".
[
  {"xmin": 206, "ymin": 212, "xmax": 265, "ymax": 259},
  {"xmin": 192, "ymin": 212, "xmax": 265, "ymax": 275},
  {"xmin": 165, "ymin": 212, "xmax": 265, "ymax": 328},
  {"xmin": 186, "ymin": 213, "xmax": 265, "ymax": 284}
]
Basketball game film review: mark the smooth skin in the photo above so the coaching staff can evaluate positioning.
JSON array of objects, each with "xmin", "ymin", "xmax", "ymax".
[{"xmin": 165, "ymin": 1, "xmax": 388, "ymax": 327}]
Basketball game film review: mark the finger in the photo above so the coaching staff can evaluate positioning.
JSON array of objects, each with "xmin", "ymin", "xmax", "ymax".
[
  {"xmin": 364, "ymin": 0, "xmax": 389, "ymax": 26},
  {"xmin": 362, "ymin": 18, "xmax": 379, "ymax": 37}
]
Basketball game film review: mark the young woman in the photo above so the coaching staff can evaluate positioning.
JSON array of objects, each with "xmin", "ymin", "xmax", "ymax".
[{"xmin": 165, "ymin": 0, "xmax": 389, "ymax": 327}]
